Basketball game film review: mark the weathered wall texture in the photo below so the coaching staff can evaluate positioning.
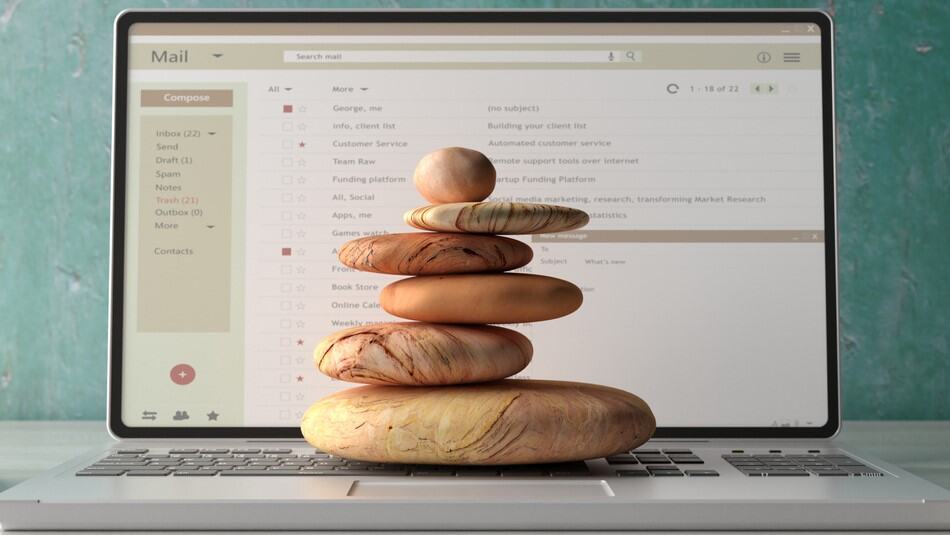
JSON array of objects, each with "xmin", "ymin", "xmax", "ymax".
[{"xmin": 0, "ymin": 0, "xmax": 947, "ymax": 420}]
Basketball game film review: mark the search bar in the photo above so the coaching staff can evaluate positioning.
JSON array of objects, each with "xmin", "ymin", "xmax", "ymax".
[{"xmin": 283, "ymin": 50, "xmax": 643, "ymax": 63}]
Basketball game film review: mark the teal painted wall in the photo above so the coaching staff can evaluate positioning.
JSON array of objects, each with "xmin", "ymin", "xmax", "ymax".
[{"xmin": 0, "ymin": 0, "xmax": 947, "ymax": 420}]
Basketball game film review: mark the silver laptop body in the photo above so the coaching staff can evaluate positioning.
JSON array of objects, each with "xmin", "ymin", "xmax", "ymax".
[{"xmin": 2, "ymin": 9, "xmax": 949, "ymax": 531}]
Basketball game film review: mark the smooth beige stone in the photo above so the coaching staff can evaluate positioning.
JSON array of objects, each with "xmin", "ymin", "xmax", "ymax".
[
  {"xmin": 301, "ymin": 380, "xmax": 656, "ymax": 465},
  {"xmin": 381, "ymin": 274, "xmax": 582, "ymax": 324},
  {"xmin": 315, "ymin": 322, "xmax": 532, "ymax": 385},
  {"xmin": 338, "ymin": 232, "xmax": 533, "ymax": 275},
  {"xmin": 413, "ymin": 147, "xmax": 496, "ymax": 204},
  {"xmin": 404, "ymin": 202, "xmax": 589, "ymax": 235}
]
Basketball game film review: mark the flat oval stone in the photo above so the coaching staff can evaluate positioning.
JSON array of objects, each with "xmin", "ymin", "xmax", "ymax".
[
  {"xmin": 338, "ymin": 232, "xmax": 533, "ymax": 275},
  {"xmin": 404, "ymin": 202, "xmax": 589, "ymax": 235},
  {"xmin": 413, "ymin": 147, "xmax": 496, "ymax": 204},
  {"xmin": 315, "ymin": 322, "xmax": 532, "ymax": 386},
  {"xmin": 301, "ymin": 380, "xmax": 656, "ymax": 465},
  {"xmin": 380, "ymin": 274, "xmax": 582, "ymax": 324}
]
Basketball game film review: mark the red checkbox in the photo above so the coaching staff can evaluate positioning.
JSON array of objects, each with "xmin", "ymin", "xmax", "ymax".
[
  {"xmin": 281, "ymin": 247, "xmax": 292, "ymax": 256},
  {"xmin": 283, "ymin": 104, "xmax": 293, "ymax": 113}
]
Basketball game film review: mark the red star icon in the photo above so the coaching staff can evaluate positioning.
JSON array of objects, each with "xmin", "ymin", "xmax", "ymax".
[
  {"xmin": 296, "ymin": 375, "xmax": 304, "ymax": 382},
  {"xmin": 298, "ymin": 141, "xmax": 306, "ymax": 148},
  {"xmin": 296, "ymin": 339, "xmax": 304, "ymax": 346}
]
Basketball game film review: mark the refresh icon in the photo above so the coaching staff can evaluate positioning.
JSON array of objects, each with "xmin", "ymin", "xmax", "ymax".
[{"xmin": 666, "ymin": 83, "xmax": 680, "ymax": 94}]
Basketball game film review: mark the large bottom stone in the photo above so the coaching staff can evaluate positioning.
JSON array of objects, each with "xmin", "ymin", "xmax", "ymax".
[
  {"xmin": 301, "ymin": 380, "xmax": 655, "ymax": 465},
  {"xmin": 315, "ymin": 322, "xmax": 532, "ymax": 386}
]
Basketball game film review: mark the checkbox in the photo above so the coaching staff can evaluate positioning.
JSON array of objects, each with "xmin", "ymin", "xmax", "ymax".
[
  {"xmin": 279, "ymin": 410, "xmax": 291, "ymax": 419},
  {"xmin": 281, "ymin": 283, "xmax": 292, "ymax": 293},
  {"xmin": 281, "ymin": 192, "xmax": 293, "ymax": 203},
  {"xmin": 281, "ymin": 211, "xmax": 292, "ymax": 221},
  {"xmin": 281, "ymin": 157, "xmax": 293, "ymax": 168},
  {"xmin": 281, "ymin": 229, "xmax": 292, "ymax": 239},
  {"xmin": 281, "ymin": 175, "xmax": 293, "ymax": 185},
  {"xmin": 281, "ymin": 264, "xmax": 292, "ymax": 275},
  {"xmin": 280, "ymin": 319, "xmax": 291, "ymax": 329},
  {"xmin": 281, "ymin": 139, "xmax": 293, "ymax": 149},
  {"xmin": 280, "ymin": 392, "xmax": 291, "ymax": 401},
  {"xmin": 280, "ymin": 355, "xmax": 291, "ymax": 365},
  {"xmin": 280, "ymin": 337, "xmax": 291, "ymax": 347},
  {"xmin": 280, "ymin": 374, "xmax": 290, "ymax": 384},
  {"xmin": 282, "ymin": 121, "xmax": 293, "ymax": 131},
  {"xmin": 280, "ymin": 301, "xmax": 292, "ymax": 311}
]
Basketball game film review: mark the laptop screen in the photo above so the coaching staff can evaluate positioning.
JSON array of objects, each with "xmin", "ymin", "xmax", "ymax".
[{"xmin": 115, "ymin": 16, "xmax": 834, "ymax": 435}]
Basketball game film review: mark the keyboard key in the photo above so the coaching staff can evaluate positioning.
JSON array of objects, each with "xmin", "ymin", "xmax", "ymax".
[
  {"xmin": 636, "ymin": 456, "xmax": 670, "ymax": 464},
  {"xmin": 169, "ymin": 449, "xmax": 198, "ymax": 454},
  {"xmin": 631, "ymin": 448, "xmax": 661, "ymax": 454},
  {"xmin": 77, "ymin": 469, "xmax": 125, "ymax": 476},
  {"xmin": 650, "ymin": 471, "xmax": 684, "ymax": 477},
  {"xmin": 262, "ymin": 448, "xmax": 292, "ymax": 454},
  {"xmin": 117, "ymin": 449, "xmax": 148, "ymax": 454},
  {"xmin": 126, "ymin": 470, "xmax": 170, "ymax": 476},
  {"xmin": 199, "ymin": 448, "xmax": 230, "ymax": 454},
  {"xmin": 763, "ymin": 471, "xmax": 810, "ymax": 477},
  {"xmin": 412, "ymin": 470, "xmax": 456, "ymax": 477},
  {"xmin": 616, "ymin": 469, "xmax": 649, "ymax": 477},
  {"xmin": 662, "ymin": 449, "xmax": 693, "ymax": 454},
  {"xmin": 298, "ymin": 469, "xmax": 343, "ymax": 475},
  {"xmin": 174, "ymin": 470, "xmax": 216, "ymax": 476},
  {"xmin": 685, "ymin": 470, "xmax": 719, "ymax": 477},
  {"xmin": 668, "ymin": 456, "xmax": 704, "ymax": 464},
  {"xmin": 606, "ymin": 458, "xmax": 639, "ymax": 465},
  {"xmin": 816, "ymin": 471, "xmax": 850, "ymax": 477}
]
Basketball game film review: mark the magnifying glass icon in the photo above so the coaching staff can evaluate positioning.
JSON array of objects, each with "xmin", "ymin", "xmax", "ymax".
[{"xmin": 625, "ymin": 51, "xmax": 642, "ymax": 62}]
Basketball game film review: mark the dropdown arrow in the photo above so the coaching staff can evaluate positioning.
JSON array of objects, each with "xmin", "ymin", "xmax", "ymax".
[
  {"xmin": 207, "ymin": 225, "xmax": 215, "ymax": 229},
  {"xmin": 284, "ymin": 87, "xmax": 293, "ymax": 91},
  {"xmin": 208, "ymin": 132, "xmax": 216, "ymax": 135},
  {"xmin": 212, "ymin": 53, "xmax": 223, "ymax": 58},
  {"xmin": 360, "ymin": 87, "xmax": 368, "ymax": 91}
]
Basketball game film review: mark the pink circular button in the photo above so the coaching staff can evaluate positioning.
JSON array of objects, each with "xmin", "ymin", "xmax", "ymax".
[{"xmin": 170, "ymin": 364, "xmax": 195, "ymax": 386}]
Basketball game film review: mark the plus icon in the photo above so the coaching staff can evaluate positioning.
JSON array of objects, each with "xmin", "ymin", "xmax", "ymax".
[{"xmin": 169, "ymin": 364, "xmax": 196, "ymax": 386}]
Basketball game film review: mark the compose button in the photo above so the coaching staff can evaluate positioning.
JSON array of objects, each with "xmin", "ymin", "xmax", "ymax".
[{"xmin": 141, "ymin": 89, "xmax": 233, "ymax": 107}]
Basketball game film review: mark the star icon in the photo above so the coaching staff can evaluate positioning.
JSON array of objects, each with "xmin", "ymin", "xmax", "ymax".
[
  {"xmin": 298, "ymin": 141, "xmax": 306, "ymax": 148},
  {"xmin": 296, "ymin": 375, "xmax": 304, "ymax": 382},
  {"xmin": 295, "ymin": 320, "xmax": 306, "ymax": 328},
  {"xmin": 207, "ymin": 411, "xmax": 219, "ymax": 421},
  {"xmin": 296, "ymin": 339, "xmax": 305, "ymax": 346},
  {"xmin": 296, "ymin": 230, "xmax": 306, "ymax": 238},
  {"xmin": 296, "ymin": 176, "xmax": 307, "ymax": 184},
  {"xmin": 295, "ymin": 393, "xmax": 306, "ymax": 401}
]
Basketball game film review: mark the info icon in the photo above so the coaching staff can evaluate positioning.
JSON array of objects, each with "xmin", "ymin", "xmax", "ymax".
[{"xmin": 170, "ymin": 363, "xmax": 196, "ymax": 386}]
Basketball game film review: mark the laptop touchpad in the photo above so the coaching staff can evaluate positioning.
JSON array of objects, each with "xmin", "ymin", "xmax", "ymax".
[{"xmin": 348, "ymin": 480, "xmax": 614, "ymax": 499}]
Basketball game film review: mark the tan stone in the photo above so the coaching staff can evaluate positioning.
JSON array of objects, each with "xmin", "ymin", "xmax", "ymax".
[
  {"xmin": 413, "ymin": 147, "xmax": 496, "ymax": 204},
  {"xmin": 301, "ymin": 380, "xmax": 655, "ymax": 465},
  {"xmin": 404, "ymin": 202, "xmax": 589, "ymax": 235},
  {"xmin": 338, "ymin": 232, "xmax": 532, "ymax": 275},
  {"xmin": 315, "ymin": 322, "xmax": 532, "ymax": 386},
  {"xmin": 380, "ymin": 273, "xmax": 582, "ymax": 324}
]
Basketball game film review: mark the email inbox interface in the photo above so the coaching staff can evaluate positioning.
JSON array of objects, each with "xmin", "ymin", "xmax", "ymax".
[{"xmin": 122, "ymin": 23, "xmax": 828, "ymax": 428}]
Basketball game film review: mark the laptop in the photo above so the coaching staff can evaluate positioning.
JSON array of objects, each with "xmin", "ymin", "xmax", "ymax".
[{"xmin": 1, "ymin": 9, "xmax": 949, "ymax": 531}]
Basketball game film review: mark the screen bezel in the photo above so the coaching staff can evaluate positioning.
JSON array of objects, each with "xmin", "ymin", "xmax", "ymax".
[{"xmin": 109, "ymin": 9, "xmax": 839, "ymax": 440}]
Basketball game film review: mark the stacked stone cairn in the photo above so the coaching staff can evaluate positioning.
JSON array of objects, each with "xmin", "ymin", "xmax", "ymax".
[{"xmin": 302, "ymin": 147, "xmax": 655, "ymax": 465}]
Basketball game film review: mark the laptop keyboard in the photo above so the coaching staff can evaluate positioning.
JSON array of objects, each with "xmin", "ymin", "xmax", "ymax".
[
  {"xmin": 76, "ymin": 448, "xmax": 879, "ymax": 478},
  {"xmin": 75, "ymin": 448, "xmax": 591, "ymax": 478}
]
